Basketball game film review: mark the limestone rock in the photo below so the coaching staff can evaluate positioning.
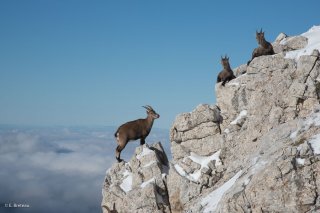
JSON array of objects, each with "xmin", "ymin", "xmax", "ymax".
[
  {"xmin": 102, "ymin": 26, "xmax": 320, "ymax": 213},
  {"xmin": 281, "ymin": 35, "xmax": 308, "ymax": 51},
  {"xmin": 273, "ymin": 33, "xmax": 308, "ymax": 54},
  {"xmin": 169, "ymin": 27, "xmax": 320, "ymax": 212},
  {"xmin": 101, "ymin": 142, "xmax": 171, "ymax": 213}
]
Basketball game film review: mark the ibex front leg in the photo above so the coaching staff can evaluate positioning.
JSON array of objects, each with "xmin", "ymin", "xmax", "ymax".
[{"xmin": 140, "ymin": 138, "xmax": 145, "ymax": 145}]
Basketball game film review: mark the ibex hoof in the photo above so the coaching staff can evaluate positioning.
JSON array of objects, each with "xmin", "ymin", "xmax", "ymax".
[{"xmin": 116, "ymin": 157, "xmax": 123, "ymax": 163}]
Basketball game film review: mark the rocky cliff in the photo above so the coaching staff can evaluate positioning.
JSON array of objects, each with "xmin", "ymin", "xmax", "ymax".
[{"xmin": 102, "ymin": 26, "xmax": 320, "ymax": 212}]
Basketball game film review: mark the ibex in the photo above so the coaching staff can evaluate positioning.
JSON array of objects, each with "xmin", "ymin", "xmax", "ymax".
[
  {"xmin": 248, "ymin": 29, "xmax": 274, "ymax": 65},
  {"xmin": 114, "ymin": 105, "xmax": 160, "ymax": 162},
  {"xmin": 217, "ymin": 55, "xmax": 236, "ymax": 86}
]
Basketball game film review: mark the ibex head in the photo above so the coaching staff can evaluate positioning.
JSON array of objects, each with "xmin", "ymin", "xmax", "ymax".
[
  {"xmin": 256, "ymin": 28, "xmax": 265, "ymax": 44},
  {"xmin": 220, "ymin": 55, "xmax": 230, "ymax": 67},
  {"xmin": 143, "ymin": 105, "xmax": 160, "ymax": 119}
]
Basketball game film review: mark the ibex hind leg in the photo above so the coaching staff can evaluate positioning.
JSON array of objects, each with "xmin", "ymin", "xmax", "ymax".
[
  {"xmin": 140, "ymin": 138, "xmax": 145, "ymax": 146},
  {"xmin": 115, "ymin": 144, "xmax": 126, "ymax": 163}
]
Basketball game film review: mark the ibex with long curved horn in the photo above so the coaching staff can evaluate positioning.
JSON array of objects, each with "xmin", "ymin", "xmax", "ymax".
[
  {"xmin": 114, "ymin": 105, "xmax": 160, "ymax": 162},
  {"xmin": 248, "ymin": 28, "xmax": 274, "ymax": 65}
]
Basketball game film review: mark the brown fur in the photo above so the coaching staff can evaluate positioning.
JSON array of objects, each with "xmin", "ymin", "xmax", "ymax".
[
  {"xmin": 114, "ymin": 105, "xmax": 159, "ymax": 162},
  {"xmin": 248, "ymin": 29, "xmax": 275, "ymax": 65},
  {"xmin": 217, "ymin": 55, "xmax": 236, "ymax": 86}
]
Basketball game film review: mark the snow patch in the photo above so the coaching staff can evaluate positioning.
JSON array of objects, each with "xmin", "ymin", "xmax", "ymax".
[
  {"xmin": 119, "ymin": 169, "xmax": 133, "ymax": 193},
  {"xmin": 285, "ymin": 25, "xmax": 320, "ymax": 60},
  {"xmin": 290, "ymin": 130, "xmax": 298, "ymax": 139},
  {"xmin": 201, "ymin": 170, "xmax": 243, "ymax": 213},
  {"xmin": 141, "ymin": 177, "xmax": 155, "ymax": 188},
  {"xmin": 290, "ymin": 111, "xmax": 320, "ymax": 141},
  {"xmin": 175, "ymin": 150, "xmax": 222, "ymax": 182},
  {"xmin": 309, "ymin": 134, "xmax": 320, "ymax": 154},
  {"xmin": 189, "ymin": 150, "xmax": 222, "ymax": 168},
  {"xmin": 243, "ymin": 177, "xmax": 251, "ymax": 186},
  {"xmin": 174, "ymin": 164, "xmax": 187, "ymax": 177},
  {"xmin": 136, "ymin": 146, "xmax": 154, "ymax": 160},
  {"xmin": 230, "ymin": 110, "xmax": 247, "ymax": 125},
  {"xmin": 296, "ymin": 158, "xmax": 305, "ymax": 165},
  {"xmin": 143, "ymin": 160, "xmax": 157, "ymax": 168},
  {"xmin": 174, "ymin": 164, "xmax": 199, "ymax": 182},
  {"xmin": 189, "ymin": 170, "xmax": 201, "ymax": 181}
]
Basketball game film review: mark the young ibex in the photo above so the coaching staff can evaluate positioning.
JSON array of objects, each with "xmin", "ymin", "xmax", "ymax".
[
  {"xmin": 217, "ymin": 55, "xmax": 236, "ymax": 86},
  {"xmin": 247, "ymin": 29, "xmax": 275, "ymax": 65},
  {"xmin": 114, "ymin": 105, "xmax": 160, "ymax": 162}
]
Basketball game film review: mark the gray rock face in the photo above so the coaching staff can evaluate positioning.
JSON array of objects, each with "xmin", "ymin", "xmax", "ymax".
[
  {"xmin": 168, "ymin": 104, "xmax": 225, "ymax": 212},
  {"xmin": 101, "ymin": 142, "xmax": 170, "ymax": 213},
  {"xmin": 102, "ymin": 27, "xmax": 320, "ymax": 213},
  {"xmin": 169, "ymin": 29, "xmax": 320, "ymax": 212},
  {"xmin": 273, "ymin": 33, "xmax": 308, "ymax": 54}
]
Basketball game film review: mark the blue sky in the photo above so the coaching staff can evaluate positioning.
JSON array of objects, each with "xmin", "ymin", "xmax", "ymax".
[{"xmin": 0, "ymin": 1, "xmax": 319, "ymax": 129}]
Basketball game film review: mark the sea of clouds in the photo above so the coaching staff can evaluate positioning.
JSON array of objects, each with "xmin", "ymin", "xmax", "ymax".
[{"xmin": 0, "ymin": 126, "xmax": 170, "ymax": 213}]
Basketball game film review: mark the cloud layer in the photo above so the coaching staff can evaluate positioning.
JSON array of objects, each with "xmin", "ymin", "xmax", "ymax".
[{"xmin": 0, "ymin": 126, "xmax": 170, "ymax": 213}]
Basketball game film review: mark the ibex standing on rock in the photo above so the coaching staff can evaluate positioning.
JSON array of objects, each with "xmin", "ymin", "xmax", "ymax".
[
  {"xmin": 114, "ymin": 105, "xmax": 160, "ymax": 162},
  {"xmin": 217, "ymin": 55, "xmax": 236, "ymax": 86},
  {"xmin": 248, "ymin": 29, "xmax": 275, "ymax": 65}
]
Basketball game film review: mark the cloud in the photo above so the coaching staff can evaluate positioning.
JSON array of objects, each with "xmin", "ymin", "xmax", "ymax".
[{"xmin": 0, "ymin": 126, "xmax": 169, "ymax": 213}]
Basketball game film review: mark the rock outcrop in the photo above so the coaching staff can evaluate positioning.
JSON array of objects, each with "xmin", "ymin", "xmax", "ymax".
[
  {"xmin": 101, "ymin": 142, "xmax": 170, "ymax": 213},
  {"xmin": 102, "ymin": 25, "xmax": 320, "ymax": 212}
]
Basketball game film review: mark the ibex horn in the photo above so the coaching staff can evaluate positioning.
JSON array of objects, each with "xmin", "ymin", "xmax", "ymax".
[{"xmin": 142, "ymin": 105, "xmax": 153, "ymax": 111}]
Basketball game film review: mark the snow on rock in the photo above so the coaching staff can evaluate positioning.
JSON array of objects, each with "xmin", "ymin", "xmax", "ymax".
[
  {"xmin": 136, "ymin": 146, "xmax": 154, "ymax": 160},
  {"xmin": 296, "ymin": 158, "xmax": 305, "ymax": 165},
  {"xmin": 174, "ymin": 164, "xmax": 187, "ymax": 177},
  {"xmin": 201, "ymin": 170, "xmax": 243, "ymax": 213},
  {"xmin": 174, "ymin": 150, "xmax": 222, "ymax": 182},
  {"xmin": 230, "ymin": 110, "xmax": 247, "ymax": 125},
  {"xmin": 309, "ymin": 134, "xmax": 320, "ymax": 154},
  {"xmin": 290, "ymin": 110, "xmax": 320, "ymax": 141},
  {"xmin": 285, "ymin": 25, "xmax": 320, "ymax": 60},
  {"xmin": 174, "ymin": 163, "xmax": 200, "ymax": 182},
  {"xmin": 119, "ymin": 169, "xmax": 133, "ymax": 193},
  {"xmin": 189, "ymin": 170, "xmax": 202, "ymax": 181},
  {"xmin": 188, "ymin": 150, "xmax": 222, "ymax": 168},
  {"xmin": 141, "ymin": 177, "xmax": 155, "ymax": 188},
  {"xmin": 143, "ymin": 160, "xmax": 157, "ymax": 168},
  {"xmin": 102, "ymin": 142, "xmax": 171, "ymax": 212}
]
